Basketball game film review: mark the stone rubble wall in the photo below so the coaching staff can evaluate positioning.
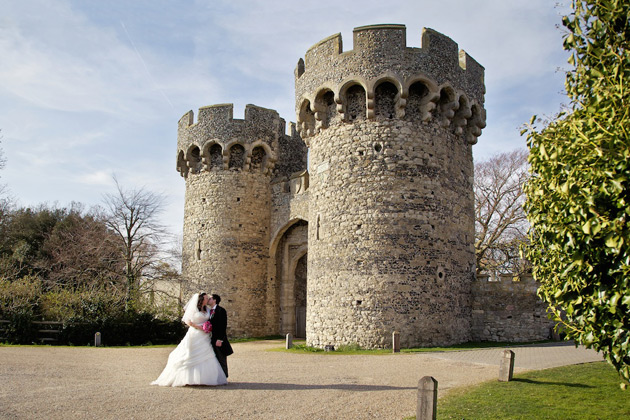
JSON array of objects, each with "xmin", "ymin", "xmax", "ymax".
[
  {"xmin": 306, "ymin": 116, "xmax": 475, "ymax": 348},
  {"xmin": 182, "ymin": 171, "xmax": 271, "ymax": 336},
  {"xmin": 472, "ymin": 275, "xmax": 556, "ymax": 342}
]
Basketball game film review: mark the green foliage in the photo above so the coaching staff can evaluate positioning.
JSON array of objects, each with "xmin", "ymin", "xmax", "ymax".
[
  {"xmin": 39, "ymin": 287, "xmax": 126, "ymax": 321},
  {"xmin": 434, "ymin": 362, "xmax": 630, "ymax": 419},
  {"xmin": 524, "ymin": 0, "xmax": 630, "ymax": 384},
  {"xmin": 0, "ymin": 275, "xmax": 41, "ymax": 317}
]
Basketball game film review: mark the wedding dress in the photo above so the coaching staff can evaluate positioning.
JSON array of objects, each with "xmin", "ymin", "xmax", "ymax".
[{"xmin": 151, "ymin": 294, "xmax": 227, "ymax": 387}]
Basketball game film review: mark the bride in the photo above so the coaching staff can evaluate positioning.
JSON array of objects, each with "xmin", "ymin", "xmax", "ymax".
[{"xmin": 151, "ymin": 292, "xmax": 227, "ymax": 386}]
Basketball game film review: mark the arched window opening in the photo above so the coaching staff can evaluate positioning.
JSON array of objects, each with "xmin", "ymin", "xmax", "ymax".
[
  {"xmin": 436, "ymin": 87, "xmax": 457, "ymax": 124},
  {"xmin": 250, "ymin": 146, "xmax": 266, "ymax": 173},
  {"xmin": 299, "ymin": 100, "xmax": 316, "ymax": 135},
  {"xmin": 406, "ymin": 82, "xmax": 429, "ymax": 122},
  {"xmin": 345, "ymin": 84, "xmax": 366, "ymax": 121},
  {"xmin": 189, "ymin": 146, "xmax": 202, "ymax": 174},
  {"xmin": 209, "ymin": 144, "xmax": 223, "ymax": 171},
  {"xmin": 375, "ymin": 81, "xmax": 398, "ymax": 120},
  {"xmin": 316, "ymin": 90, "xmax": 336, "ymax": 127},
  {"xmin": 229, "ymin": 144, "xmax": 246, "ymax": 170},
  {"xmin": 177, "ymin": 150, "xmax": 188, "ymax": 177}
]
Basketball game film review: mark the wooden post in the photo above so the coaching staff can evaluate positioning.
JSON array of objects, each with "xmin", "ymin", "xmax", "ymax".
[
  {"xmin": 499, "ymin": 349, "xmax": 515, "ymax": 381},
  {"xmin": 94, "ymin": 332, "xmax": 102, "ymax": 347},
  {"xmin": 392, "ymin": 331, "xmax": 400, "ymax": 353},
  {"xmin": 286, "ymin": 333, "xmax": 293, "ymax": 349},
  {"xmin": 417, "ymin": 376, "xmax": 438, "ymax": 420}
]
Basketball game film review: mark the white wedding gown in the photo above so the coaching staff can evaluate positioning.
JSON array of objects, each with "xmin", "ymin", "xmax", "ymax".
[{"xmin": 151, "ymin": 309, "xmax": 227, "ymax": 387}]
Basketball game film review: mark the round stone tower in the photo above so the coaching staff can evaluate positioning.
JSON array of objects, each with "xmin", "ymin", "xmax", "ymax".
[
  {"xmin": 295, "ymin": 24, "xmax": 486, "ymax": 348},
  {"xmin": 176, "ymin": 104, "xmax": 283, "ymax": 337}
]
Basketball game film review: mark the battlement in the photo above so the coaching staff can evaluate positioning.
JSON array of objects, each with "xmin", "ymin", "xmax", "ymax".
[
  {"xmin": 295, "ymin": 24, "xmax": 486, "ymax": 143},
  {"xmin": 178, "ymin": 103, "xmax": 285, "ymax": 141},
  {"xmin": 298, "ymin": 24, "xmax": 484, "ymax": 99},
  {"xmin": 176, "ymin": 104, "xmax": 289, "ymax": 178}
]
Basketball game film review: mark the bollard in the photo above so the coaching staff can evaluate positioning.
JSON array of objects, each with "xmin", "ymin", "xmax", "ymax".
[
  {"xmin": 94, "ymin": 332, "xmax": 102, "ymax": 347},
  {"xmin": 417, "ymin": 376, "xmax": 438, "ymax": 420},
  {"xmin": 392, "ymin": 331, "xmax": 400, "ymax": 353},
  {"xmin": 498, "ymin": 349, "xmax": 515, "ymax": 382},
  {"xmin": 286, "ymin": 333, "xmax": 293, "ymax": 349}
]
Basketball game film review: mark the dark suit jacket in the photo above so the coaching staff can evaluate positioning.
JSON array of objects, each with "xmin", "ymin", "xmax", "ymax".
[{"xmin": 210, "ymin": 305, "xmax": 233, "ymax": 356}]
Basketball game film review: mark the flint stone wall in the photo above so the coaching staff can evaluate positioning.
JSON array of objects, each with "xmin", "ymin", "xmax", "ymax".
[{"xmin": 472, "ymin": 274, "xmax": 555, "ymax": 342}]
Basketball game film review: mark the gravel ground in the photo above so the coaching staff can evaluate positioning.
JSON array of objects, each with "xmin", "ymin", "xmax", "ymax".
[{"xmin": 0, "ymin": 340, "xmax": 602, "ymax": 420}]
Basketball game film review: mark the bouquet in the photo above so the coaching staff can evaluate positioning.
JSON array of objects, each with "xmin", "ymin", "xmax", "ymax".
[{"xmin": 202, "ymin": 320, "xmax": 213, "ymax": 333}]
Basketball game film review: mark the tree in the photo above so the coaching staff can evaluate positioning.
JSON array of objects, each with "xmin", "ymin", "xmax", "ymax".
[
  {"xmin": 101, "ymin": 177, "xmax": 168, "ymax": 309},
  {"xmin": 474, "ymin": 149, "xmax": 530, "ymax": 276},
  {"xmin": 524, "ymin": 0, "xmax": 630, "ymax": 385},
  {"xmin": 0, "ymin": 131, "xmax": 11, "ymax": 220},
  {"xmin": 41, "ymin": 203, "xmax": 125, "ymax": 292},
  {"xmin": 0, "ymin": 205, "xmax": 67, "ymax": 279}
]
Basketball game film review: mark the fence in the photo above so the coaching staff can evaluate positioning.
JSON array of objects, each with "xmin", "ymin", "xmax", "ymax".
[{"xmin": 0, "ymin": 320, "xmax": 64, "ymax": 344}]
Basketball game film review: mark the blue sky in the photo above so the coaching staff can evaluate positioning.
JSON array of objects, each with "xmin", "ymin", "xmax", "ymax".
[{"xmin": 0, "ymin": 0, "xmax": 571, "ymax": 237}]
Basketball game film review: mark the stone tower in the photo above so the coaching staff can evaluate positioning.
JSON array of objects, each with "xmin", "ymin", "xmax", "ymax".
[
  {"xmin": 295, "ymin": 25, "xmax": 486, "ymax": 348},
  {"xmin": 176, "ymin": 104, "xmax": 306, "ymax": 336}
]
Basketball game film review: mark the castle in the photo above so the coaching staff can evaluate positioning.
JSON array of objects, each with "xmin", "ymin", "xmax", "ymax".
[{"xmin": 176, "ymin": 24, "xmax": 553, "ymax": 348}]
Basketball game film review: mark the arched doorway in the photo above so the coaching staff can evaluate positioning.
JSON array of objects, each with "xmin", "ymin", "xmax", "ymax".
[
  {"xmin": 292, "ymin": 251, "xmax": 308, "ymax": 337},
  {"xmin": 273, "ymin": 220, "xmax": 307, "ymax": 337}
]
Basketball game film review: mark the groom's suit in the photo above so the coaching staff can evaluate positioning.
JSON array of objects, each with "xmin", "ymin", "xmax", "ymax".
[{"xmin": 210, "ymin": 304, "xmax": 233, "ymax": 378}]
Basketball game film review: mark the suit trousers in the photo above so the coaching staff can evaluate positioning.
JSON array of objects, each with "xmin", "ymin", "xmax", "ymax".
[{"xmin": 213, "ymin": 345, "xmax": 228, "ymax": 378}]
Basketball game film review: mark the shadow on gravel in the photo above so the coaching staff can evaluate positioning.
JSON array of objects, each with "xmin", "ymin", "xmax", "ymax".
[{"xmin": 193, "ymin": 382, "xmax": 416, "ymax": 391}]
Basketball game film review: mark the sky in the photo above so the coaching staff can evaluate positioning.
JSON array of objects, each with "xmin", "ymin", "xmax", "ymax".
[{"xmin": 0, "ymin": 0, "xmax": 572, "ymax": 239}]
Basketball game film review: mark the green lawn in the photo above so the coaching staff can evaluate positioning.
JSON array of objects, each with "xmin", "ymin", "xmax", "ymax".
[{"xmin": 432, "ymin": 362, "xmax": 629, "ymax": 420}]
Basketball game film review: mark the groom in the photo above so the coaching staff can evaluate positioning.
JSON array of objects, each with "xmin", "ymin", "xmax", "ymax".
[{"xmin": 208, "ymin": 294, "xmax": 233, "ymax": 378}]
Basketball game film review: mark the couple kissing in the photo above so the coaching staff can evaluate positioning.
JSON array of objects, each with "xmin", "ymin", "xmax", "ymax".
[{"xmin": 151, "ymin": 292, "xmax": 233, "ymax": 387}]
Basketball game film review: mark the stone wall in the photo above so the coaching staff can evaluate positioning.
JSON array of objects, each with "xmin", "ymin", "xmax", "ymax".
[{"xmin": 472, "ymin": 274, "xmax": 555, "ymax": 342}]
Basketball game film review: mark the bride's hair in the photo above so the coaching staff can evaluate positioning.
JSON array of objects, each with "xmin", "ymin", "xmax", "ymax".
[{"xmin": 197, "ymin": 292, "xmax": 207, "ymax": 311}]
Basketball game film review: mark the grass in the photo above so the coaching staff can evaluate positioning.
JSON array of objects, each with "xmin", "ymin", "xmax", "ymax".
[{"xmin": 424, "ymin": 362, "xmax": 629, "ymax": 420}]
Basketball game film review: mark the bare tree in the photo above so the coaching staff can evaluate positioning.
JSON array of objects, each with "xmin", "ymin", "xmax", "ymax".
[
  {"xmin": 101, "ymin": 176, "xmax": 168, "ymax": 308},
  {"xmin": 0, "ymin": 131, "xmax": 11, "ymax": 213},
  {"xmin": 42, "ymin": 203, "xmax": 125, "ymax": 292},
  {"xmin": 474, "ymin": 149, "xmax": 530, "ymax": 276}
]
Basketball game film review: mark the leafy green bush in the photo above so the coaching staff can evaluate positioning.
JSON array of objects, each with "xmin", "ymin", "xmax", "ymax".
[{"xmin": 524, "ymin": 0, "xmax": 630, "ymax": 384}]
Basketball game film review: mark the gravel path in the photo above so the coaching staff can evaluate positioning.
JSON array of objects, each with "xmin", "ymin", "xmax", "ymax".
[{"xmin": 0, "ymin": 340, "xmax": 602, "ymax": 419}]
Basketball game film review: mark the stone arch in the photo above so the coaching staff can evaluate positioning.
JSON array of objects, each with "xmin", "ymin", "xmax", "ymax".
[
  {"xmin": 228, "ymin": 143, "xmax": 246, "ymax": 170},
  {"xmin": 452, "ymin": 94, "xmax": 472, "ymax": 134},
  {"xmin": 374, "ymin": 80, "xmax": 399, "ymax": 120},
  {"xmin": 341, "ymin": 82, "xmax": 367, "ymax": 122},
  {"xmin": 314, "ymin": 88, "xmax": 336, "ymax": 129},
  {"xmin": 249, "ymin": 145, "xmax": 267, "ymax": 173},
  {"xmin": 272, "ymin": 219, "xmax": 308, "ymax": 337},
  {"xmin": 186, "ymin": 145, "xmax": 202, "ymax": 174},
  {"xmin": 177, "ymin": 150, "xmax": 188, "ymax": 177},
  {"xmin": 405, "ymin": 77, "xmax": 439, "ymax": 122},
  {"xmin": 206, "ymin": 142, "xmax": 224, "ymax": 171},
  {"xmin": 466, "ymin": 103, "xmax": 486, "ymax": 144},
  {"xmin": 298, "ymin": 99, "xmax": 316, "ymax": 137},
  {"xmin": 202, "ymin": 141, "xmax": 223, "ymax": 171},
  {"xmin": 270, "ymin": 217, "xmax": 308, "ymax": 259},
  {"xmin": 435, "ymin": 84, "xmax": 459, "ymax": 127}
]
